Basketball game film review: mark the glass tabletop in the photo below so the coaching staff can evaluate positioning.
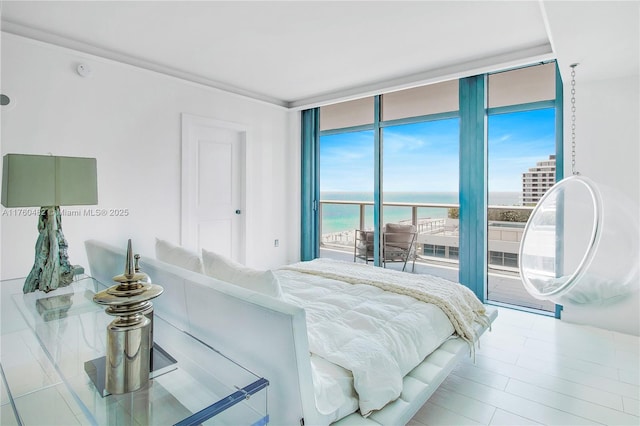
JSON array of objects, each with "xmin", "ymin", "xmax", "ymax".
[{"xmin": 0, "ymin": 276, "xmax": 268, "ymax": 426}]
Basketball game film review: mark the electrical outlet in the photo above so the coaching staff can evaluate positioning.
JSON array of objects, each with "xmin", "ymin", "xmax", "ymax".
[{"xmin": 274, "ymin": 239, "xmax": 279, "ymax": 247}]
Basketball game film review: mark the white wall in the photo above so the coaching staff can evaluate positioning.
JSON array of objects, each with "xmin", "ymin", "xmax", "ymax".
[
  {"xmin": 560, "ymin": 74, "xmax": 640, "ymax": 336},
  {"xmin": 285, "ymin": 110, "xmax": 303, "ymax": 264},
  {"xmin": 1, "ymin": 34, "xmax": 299, "ymax": 280}
]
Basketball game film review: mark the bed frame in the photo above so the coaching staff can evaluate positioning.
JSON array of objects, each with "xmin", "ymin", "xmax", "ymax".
[{"xmin": 85, "ymin": 240, "xmax": 497, "ymax": 425}]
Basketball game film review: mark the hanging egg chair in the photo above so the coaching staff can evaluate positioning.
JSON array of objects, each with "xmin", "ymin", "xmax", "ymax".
[
  {"xmin": 519, "ymin": 175, "xmax": 639, "ymax": 305},
  {"xmin": 519, "ymin": 64, "xmax": 639, "ymax": 306}
]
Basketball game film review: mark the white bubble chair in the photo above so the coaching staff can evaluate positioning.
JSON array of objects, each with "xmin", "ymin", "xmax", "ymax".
[{"xmin": 519, "ymin": 175, "xmax": 639, "ymax": 306}]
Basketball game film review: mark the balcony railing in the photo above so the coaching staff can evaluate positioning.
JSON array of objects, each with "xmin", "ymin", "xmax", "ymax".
[
  {"xmin": 319, "ymin": 199, "xmax": 458, "ymax": 236},
  {"xmin": 319, "ymin": 199, "xmax": 533, "ymax": 259},
  {"xmin": 319, "ymin": 199, "xmax": 554, "ymax": 312}
]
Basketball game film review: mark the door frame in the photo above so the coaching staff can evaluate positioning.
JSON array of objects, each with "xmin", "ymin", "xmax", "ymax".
[{"xmin": 181, "ymin": 113, "xmax": 248, "ymax": 263}]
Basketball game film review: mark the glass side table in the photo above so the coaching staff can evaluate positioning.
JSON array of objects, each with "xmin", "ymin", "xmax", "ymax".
[{"xmin": 0, "ymin": 276, "xmax": 268, "ymax": 425}]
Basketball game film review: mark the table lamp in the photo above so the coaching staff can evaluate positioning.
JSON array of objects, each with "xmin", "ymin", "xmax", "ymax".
[{"xmin": 1, "ymin": 154, "xmax": 98, "ymax": 293}]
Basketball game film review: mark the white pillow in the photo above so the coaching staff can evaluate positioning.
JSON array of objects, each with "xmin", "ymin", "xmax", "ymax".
[
  {"xmin": 155, "ymin": 238, "xmax": 203, "ymax": 274},
  {"xmin": 201, "ymin": 248, "xmax": 282, "ymax": 298}
]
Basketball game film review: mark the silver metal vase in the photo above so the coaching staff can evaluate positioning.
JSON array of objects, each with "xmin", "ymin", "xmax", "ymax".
[{"xmin": 93, "ymin": 239, "xmax": 163, "ymax": 394}]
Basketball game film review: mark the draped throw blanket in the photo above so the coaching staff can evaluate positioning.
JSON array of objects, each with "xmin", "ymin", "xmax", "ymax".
[{"xmin": 284, "ymin": 258, "xmax": 490, "ymax": 349}]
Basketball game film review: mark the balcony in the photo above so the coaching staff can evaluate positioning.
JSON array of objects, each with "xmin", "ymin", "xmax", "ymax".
[{"xmin": 319, "ymin": 199, "xmax": 555, "ymax": 312}]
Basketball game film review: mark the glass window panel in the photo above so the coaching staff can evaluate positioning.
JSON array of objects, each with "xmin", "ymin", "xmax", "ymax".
[
  {"xmin": 449, "ymin": 246, "xmax": 459, "ymax": 260},
  {"xmin": 320, "ymin": 97, "xmax": 374, "ymax": 131},
  {"xmin": 319, "ymin": 131, "xmax": 374, "ymax": 254},
  {"xmin": 383, "ymin": 205, "xmax": 412, "ymax": 227},
  {"xmin": 487, "ymin": 108, "xmax": 556, "ymax": 312},
  {"xmin": 382, "ymin": 119, "xmax": 459, "ymax": 272},
  {"xmin": 504, "ymin": 253, "xmax": 518, "ymax": 268},
  {"xmin": 382, "ymin": 80, "xmax": 458, "ymax": 121},
  {"xmin": 382, "ymin": 119, "xmax": 459, "ymax": 197},
  {"xmin": 488, "ymin": 62, "xmax": 556, "ymax": 108},
  {"xmin": 489, "ymin": 251, "xmax": 503, "ymax": 265}
]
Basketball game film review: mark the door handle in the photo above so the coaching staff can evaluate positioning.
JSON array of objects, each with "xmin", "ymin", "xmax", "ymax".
[{"xmin": 235, "ymin": 210, "xmax": 242, "ymax": 214}]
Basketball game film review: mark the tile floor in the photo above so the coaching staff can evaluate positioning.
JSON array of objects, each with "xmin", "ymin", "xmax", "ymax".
[{"xmin": 409, "ymin": 307, "xmax": 640, "ymax": 426}]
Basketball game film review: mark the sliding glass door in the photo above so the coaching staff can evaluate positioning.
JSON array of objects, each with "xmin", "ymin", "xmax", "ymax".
[
  {"xmin": 486, "ymin": 63, "xmax": 559, "ymax": 313},
  {"xmin": 380, "ymin": 81, "xmax": 460, "ymax": 277},
  {"xmin": 317, "ymin": 97, "xmax": 375, "ymax": 260},
  {"xmin": 319, "ymin": 130, "xmax": 375, "ymax": 252}
]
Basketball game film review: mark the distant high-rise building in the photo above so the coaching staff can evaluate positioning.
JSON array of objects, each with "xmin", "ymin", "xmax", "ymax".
[{"xmin": 522, "ymin": 155, "xmax": 556, "ymax": 206}]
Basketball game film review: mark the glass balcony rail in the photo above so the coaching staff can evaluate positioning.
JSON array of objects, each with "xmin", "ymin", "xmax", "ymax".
[{"xmin": 320, "ymin": 200, "xmax": 532, "ymax": 266}]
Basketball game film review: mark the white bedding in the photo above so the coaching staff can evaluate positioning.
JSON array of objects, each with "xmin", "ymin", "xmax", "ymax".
[
  {"xmin": 276, "ymin": 267, "xmax": 455, "ymax": 417},
  {"xmin": 309, "ymin": 353, "xmax": 358, "ymax": 422}
]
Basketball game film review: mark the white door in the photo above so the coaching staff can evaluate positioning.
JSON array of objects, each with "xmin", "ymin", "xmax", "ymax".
[{"xmin": 182, "ymin": 114, "xmax": 246, "ymax": 262}]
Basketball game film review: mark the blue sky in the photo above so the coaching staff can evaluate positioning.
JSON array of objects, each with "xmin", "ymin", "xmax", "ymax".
[{"xmin": 320, "ymin": 108, "xmax": 555, "ymax": 193}]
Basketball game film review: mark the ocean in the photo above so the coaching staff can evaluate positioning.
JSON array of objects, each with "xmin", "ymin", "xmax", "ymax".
[{"xmin": 320, "ymin": 191, "xmax": 521, "ymax": 234}]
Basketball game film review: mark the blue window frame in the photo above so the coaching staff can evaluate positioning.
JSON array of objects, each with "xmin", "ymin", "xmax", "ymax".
[
  {"xmin": 301, "ymin": 108, "xmax": 320, "ymax": 260},
  {"xmin": 458, "ymin": 74, "xmax": 487, "ymax": 301}
]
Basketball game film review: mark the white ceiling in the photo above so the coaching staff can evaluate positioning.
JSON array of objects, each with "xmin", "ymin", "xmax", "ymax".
[
  {"xmin": 543, "ymin": 1, "xmax": 638, "ymax": 85},
  {"xmin": 1, "ymin": 1, "xmax": 637, "ymax": 109}
]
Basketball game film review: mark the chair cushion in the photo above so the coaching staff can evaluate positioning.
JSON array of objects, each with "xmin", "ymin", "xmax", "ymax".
[
  {"xmin": 384, "ymin": 224, "xmax": 416, "ymax": 244},
  {"xmin": 384, "ymin": 223, "xmax": 416, "ymax": 233},
  {"xmin": 356, "ymin": 230, "xmax": 374, "ymax": 242}
]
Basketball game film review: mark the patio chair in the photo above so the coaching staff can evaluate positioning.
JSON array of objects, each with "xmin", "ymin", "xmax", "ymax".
[
  {"xmin": 353, "ymin": 229, "xmax": 374, "ymax": 265},
  {"xmin": 383, "ymin": 223, "xmax": 417, "ymax": 272}
]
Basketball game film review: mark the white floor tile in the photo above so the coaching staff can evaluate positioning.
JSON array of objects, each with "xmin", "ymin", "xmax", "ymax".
[
  {"xmin": 0, "ymin": 374, "xmax": 8, "ymax": 406},
  {"xmin": 615, "ymin": 348, "xmax": 640, "ymax": 373},
  {"xmin": 613, "ymin": 331, "xmax": 640, "ymax": 355},
  {"xmin": 427, "ymin": 386, "xmax": 496, "ymax": 424},
  {"xmin": 1, "ymin": 331, "xmax": 60, "ymax": 392},
  {"xmin": 13, "ymin": 386, "xmax": 81, "ymax": 425},
  {"xmin": 452, "ymin": 362, "xmax": 509, "ymax": 391},
  {"xmin": 523, "ymin": 335, "xmax": 618, "ymax": 368},
  {"xmin": 513, "ymin": 346, "xmax": 638, "ymax": 399},
  {"xmin": 514, "ymin": 357, "xmax": 625, "ymax": 410},
  {"xmin": 622, "ymin": 396, "xmax": 640, "ymax": 416},
  {"xmin": 55, "ymin": 382, "xmax": 85, "ymax": 417},
  {"xmin": 506, "ymin": 379, "xmax": 639, "ymax": 425},
  {"xmin": 441, "ymin": 374, "xmax": 600, "ymax": 425},
  {"xmin": 0, "ymin": 403, "xmax": 20, "ymax": 426},
  {"xmin": 2, "ymin": 360, "xmax": 59, "ymax": 400},
  {"xmin": 489, "ymin": 408, "xmax": 542, "ymax": 425},
  {"xmin": 517, "ymin": 350, "xmax": 620, "ymax": 381},
  {"xmin": 413, "ymin": 401, "xmax": 484, "ymax": 426},
  {"xmin": 618, "ymin": 367, "xmax": 640, "ymax": 386},
  {"xmin": 493, "ymin": 308, "xmax": 536, "ymax": 331},
  {"xmin": 473, "ymin": 343, "xmax": 520, "ymax": 365},
  {"xmin": 478, "ymin": 332, "xmax": 527, "ymax": 354}
]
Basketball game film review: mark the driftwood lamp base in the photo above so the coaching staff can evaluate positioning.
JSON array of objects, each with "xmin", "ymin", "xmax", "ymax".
[{"xmin": 23, "ymin": 206, "xmax": 74, "ymax": 293}]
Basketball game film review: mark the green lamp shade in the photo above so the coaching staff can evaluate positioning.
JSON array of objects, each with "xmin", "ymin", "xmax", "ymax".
[{"xmin": 1, "ymin": 154, "xmax": 98, "ymax": 207}]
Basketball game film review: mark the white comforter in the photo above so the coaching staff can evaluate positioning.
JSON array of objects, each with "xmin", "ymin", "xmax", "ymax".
[{"xmin": 275, "ymin": 266, "xmax": 455, "ymax": 416}]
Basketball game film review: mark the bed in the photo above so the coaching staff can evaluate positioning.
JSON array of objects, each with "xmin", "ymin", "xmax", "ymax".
[{"xmin": 86, "ymin": 240, "xmax": 497, "ymax": 425}]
